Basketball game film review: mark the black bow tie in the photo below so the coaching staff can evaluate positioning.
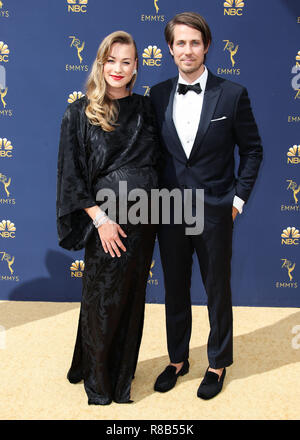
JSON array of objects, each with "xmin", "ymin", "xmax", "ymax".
[{"xmin": 177, "ymin": 83, "xmax": 202, "ymax": 95}]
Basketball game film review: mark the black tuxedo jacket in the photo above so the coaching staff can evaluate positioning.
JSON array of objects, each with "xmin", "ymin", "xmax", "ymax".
[{"xmin": 150, "ymin": 70, "xmax": 263, "ymax": 220}]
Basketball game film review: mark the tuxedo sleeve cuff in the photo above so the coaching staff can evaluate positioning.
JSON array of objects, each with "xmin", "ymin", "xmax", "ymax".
[{"xmin": 233, "ymin": 196, "xmax": 245, "ymax": 214}]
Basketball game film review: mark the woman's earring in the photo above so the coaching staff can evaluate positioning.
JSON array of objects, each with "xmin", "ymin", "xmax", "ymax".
[{"xmin": 133, "ymin": 69, "xmax": 137, "ymax": 75}]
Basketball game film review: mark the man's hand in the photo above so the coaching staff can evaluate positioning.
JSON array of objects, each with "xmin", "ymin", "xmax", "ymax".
[
  {"xmin": 232, "ymin": 206, "xmax": 239, "ymax": 222},
  {"xmin": 98, "ymin": 222, "xmax": 127, "ymax": 258}
]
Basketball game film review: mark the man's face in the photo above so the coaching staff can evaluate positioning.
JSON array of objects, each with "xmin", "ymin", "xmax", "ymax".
[{"xmin": 169, "ymin": 24, "xmax": 209, "ymax": 80}]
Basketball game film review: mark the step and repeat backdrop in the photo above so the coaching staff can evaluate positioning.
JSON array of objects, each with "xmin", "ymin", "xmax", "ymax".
[{"xmin": 0, "ymin": 0, "xmax": 299, "ymax": 306}]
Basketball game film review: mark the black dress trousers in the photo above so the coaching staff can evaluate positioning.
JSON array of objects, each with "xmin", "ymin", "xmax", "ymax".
[{"xmin": 158, "ymin": 214, "xmax": 234, "ymax": 369}]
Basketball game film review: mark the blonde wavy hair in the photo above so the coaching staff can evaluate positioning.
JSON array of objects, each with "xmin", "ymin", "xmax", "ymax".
[{"xmin": 85, "ymin": 31, "xmax": 138, "ymax": 132}]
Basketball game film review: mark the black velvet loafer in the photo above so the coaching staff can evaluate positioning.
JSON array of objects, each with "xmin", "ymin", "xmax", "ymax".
[
  {"xmin": 197, "ymin": 367, "xmax": 226, "ymax": 400},
  {"xmin": 154, "ymin": 359, "xmax": 189, "ymax": 392}
]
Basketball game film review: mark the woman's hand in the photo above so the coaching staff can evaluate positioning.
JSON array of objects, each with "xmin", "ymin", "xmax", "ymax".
[{"xmin": 98, "ymin": 221, "xmax": 127, "ymax": 257}]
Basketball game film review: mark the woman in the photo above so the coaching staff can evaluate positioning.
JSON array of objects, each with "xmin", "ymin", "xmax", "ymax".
[{"xmin": 56, "ymin": 31, "xmax": 160, "ymax": 405}]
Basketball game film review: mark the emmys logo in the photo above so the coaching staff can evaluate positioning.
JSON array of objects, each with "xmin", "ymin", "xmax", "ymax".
[
  {"xmin": 141, "ymin": 0, "xmax": 165, "ymax": 22},
  {"xmin": 0, "ymin": 65, "xmax": 11, "ymax": 116},
  {"xmin": 66, "ymin": 36, "xmax": 88, "ymax": 72},
  {"xmin": 0, "ymin": 172, "xmax": 10, "ymax": 197},
  {"xmin": 276, "ymin": 259, "xmax": 297, "ymax": 289},
  {"xmin": 291, "ymin": 50, "xmax": 300, "ymax": 99},
  {"xmin": 224, "ymin": 0, "xmax": 245, "ymax": 16},
  {"xmin": 281, "ymin": 227, "xmax": 300, "ymax": 245},
  {"xmin": 0, "ymin": 138, "xmax": 13, "ymax": 158},
  {"xmin": 0, "ymin": 220, "xmax": 15, "ymax": 238},
  {"xmin": 147, "ymin": 260, "xmax": 158, "ymax": 286},
  {"xmin": 0, "ymin": 86, "xmax": 7, "ymax": 108},
  {"xmin": 281, "ymin": 259, "xmax": 296, "ymax": 282},
  {"xmin": 217, "ymin": 40, "xmax": 240, "ymax": 76},
  {"xmin": 0, "ymin": 250, "xmax": 14, "ymax": 274},
  {"xmin": 67, "ymin": 0, "xmax": 88, "ymax": 13},
  {"xmin": 0, "ymin": 65, "xmax": 5, "ymax": 88},
  {"xmin": 0, "ymin": 67, "xmax": 12, "ymax": 116},
  {"xmin": 142, "ymin": 85, "xmax": 150, "ymax": 96},
  {"xmin": 0, "ymin": 41, "xmax": 9, "ymax": 62},
  {"xmin": 0, "ymin": 172, "xmax": 15, "ymax": 205},
  {"xmin": 281, "ymin": 179, "xmax": 300, "ymax": 212},
  {"xmin": 67, "ymin": 91, "xmax": 84, "ymax": 103},
  {"xmin": 0, "ymin": 250, "xmax": 19, "ymax": 281},
  {"xmin": 142, "ymin": 45, "xmax": 162, "ymax": 67},
  {"xmin": 0, "ymin": 1, "xmax": 9, "ymax": 18},
  {"xmin": 223, "ymin": 40, "xmax": 239, "ymax": 67},
  {"xmin": 70, "ymin": 260, "xmax": 84, "ymax": 278},
  {"xmin": 69, "ymin": 36, "xmax": 85, "ymax": 64},
  {"xmin": 287, "ymin": 145, "xmax": 300, "ymax": 164},
  {"xmin": 286, "ymin": 180, "xmax": 300, "ymax": 205}
]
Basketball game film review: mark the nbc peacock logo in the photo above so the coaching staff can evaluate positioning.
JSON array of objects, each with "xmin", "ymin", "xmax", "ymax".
[
  {"xmin": 67, "ymin": 0, "xmax": 88, "ymax": 13},
  {"xmin": 67, "ymin": 91, "xmax": 84, "ymax": 103},
  {"xmin": 0, "ymin": 41, "xmax": 9, "ymax": 63},
  {"xmin": 224, "ymin": 0, "xmax": 245, "ymax": 15},
  {"xmin": 142, "ymin": 45, "xmax": 162, "ymax": 67},
  {"xmin": 0, "ymin": 220, "xmax": 16, "ymax": 238},
  {"xmin": 70, "ymin": 259, "xmax": 85, "ymax": 277},
  {"xmin": 0, "ymin": 138, "xmax": 13, "ymax": 158},
  {"xmin": 287, "ymin": 145, "xmax": 300, "ymax": 165},
  {"xmin": 281, "ymin": 227, "xmax": 300, "ymax": 245}
]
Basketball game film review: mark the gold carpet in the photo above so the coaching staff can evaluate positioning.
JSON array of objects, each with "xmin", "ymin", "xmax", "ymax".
[{"xmin": 0, "ymin": 301, "xmax": 299, "ymax": 420}]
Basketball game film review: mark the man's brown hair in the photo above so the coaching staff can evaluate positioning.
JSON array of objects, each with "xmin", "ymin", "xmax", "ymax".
[{"xmin": 164, "ymin": 12, "xmax": 212, "ymax": 49}]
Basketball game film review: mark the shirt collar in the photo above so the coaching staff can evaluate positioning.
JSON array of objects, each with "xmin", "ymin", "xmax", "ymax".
[{"xmin": 177, "ymin": 65, "xmax": 208, "ymax": 93}]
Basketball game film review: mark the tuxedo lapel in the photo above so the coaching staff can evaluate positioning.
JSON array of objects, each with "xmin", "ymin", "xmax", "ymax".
[
  {"xmin": 164, "ymin": 77, "xmax": 188, "ymax": 162},
  {"xmin": 189, "ymin": 71, "xmax": 222, "ymax": 161}
]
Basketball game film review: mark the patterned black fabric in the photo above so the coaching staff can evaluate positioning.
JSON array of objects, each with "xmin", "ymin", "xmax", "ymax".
[
  {"xmin": 56, "ymin": 94, "xmax": 160, "ymax": 250},
  {"xmin": 56, "ymin": 94, "xmax": 160, "ymax": 404}
]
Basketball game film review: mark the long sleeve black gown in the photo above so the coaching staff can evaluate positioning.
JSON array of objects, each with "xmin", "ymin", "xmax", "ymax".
[{"xmin": 56, "ymin": 94, "xmax": 160, "ymax": 405}]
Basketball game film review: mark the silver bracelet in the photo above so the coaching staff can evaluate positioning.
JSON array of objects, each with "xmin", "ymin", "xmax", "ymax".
[
  {"xmin": 94, "ymin": 215, "xmax": 109, "ymax": 228},
  {"xmin": 93, "ymin": 209, "xmax": 107, "ymax": 228}
]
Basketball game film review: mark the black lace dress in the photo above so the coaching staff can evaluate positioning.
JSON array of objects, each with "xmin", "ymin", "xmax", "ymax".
[{"xmin": 56, "ymin": 94, "xmax": 160, "ymax": 404}]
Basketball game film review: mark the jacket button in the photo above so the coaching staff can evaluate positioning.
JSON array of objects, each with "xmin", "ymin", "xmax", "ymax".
[{"xmin": 186, "ymin": 163, "xmax": 191, "ymax": 168}]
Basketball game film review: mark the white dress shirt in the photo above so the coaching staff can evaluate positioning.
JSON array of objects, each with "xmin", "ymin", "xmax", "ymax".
[{"xmin": 172, "ymin": 66, "xmax": 244, "ymax": 213}]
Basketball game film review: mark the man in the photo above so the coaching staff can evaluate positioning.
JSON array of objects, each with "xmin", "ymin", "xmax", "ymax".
[{"xmin": 150, "ymin": 12, "xmax": 262, "ymax": 399}]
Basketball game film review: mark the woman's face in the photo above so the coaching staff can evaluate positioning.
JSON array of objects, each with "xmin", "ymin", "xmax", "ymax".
[{"xmin": 103, "ymin": 43, "xmax": 137, "ymax": 94}]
